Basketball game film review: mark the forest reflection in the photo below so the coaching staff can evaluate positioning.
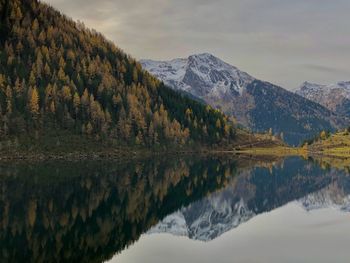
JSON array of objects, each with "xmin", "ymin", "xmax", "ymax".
[{"xmin": 0, "ymin": 155, "xmax": 349, "ymax": 262}]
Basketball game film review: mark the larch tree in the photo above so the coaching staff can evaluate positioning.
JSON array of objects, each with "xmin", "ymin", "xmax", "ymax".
[{"xmin": 29, "ymin": 87, "xmax": 40, "ymax": 117}]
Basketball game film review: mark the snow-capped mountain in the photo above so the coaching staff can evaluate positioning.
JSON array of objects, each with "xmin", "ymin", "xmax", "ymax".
[
  {"xmin": 141, "ymin": 54, "xmax": 346, "ymax": 145},
  {"xmin": 296, "ymin": 81, "xmax": 350, "ymax": 117},
  {"xmin": 141, "ymin": 53, "xmax": 254, "ymax": 99}
]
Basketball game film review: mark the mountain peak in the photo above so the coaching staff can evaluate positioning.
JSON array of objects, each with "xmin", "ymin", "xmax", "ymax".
[
  {"xmin": 189, "ymin": 52, "xmax": 215, "ymax": 59},
  {"xmin": 141, "ymin": 53, "xmax": 254, "ymax": 98},
  {"xmin": 187, "ymin": 53, "xmax": 227, "ymax": 64},
  {"xmin": 299, "ymin": 81, "xmax": 326, "ymax": 92},
  {"xmin": 297, "ymin": 81, "xmax": 350, "ymax": 117}
]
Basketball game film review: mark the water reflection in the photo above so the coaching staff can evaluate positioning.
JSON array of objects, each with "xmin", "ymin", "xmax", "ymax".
[
  {"xmin": 148, "ymin": 157, "xmax": 349, "ymax": 241},
  {"xmin": 0, "ymin": 155, "xmax": 349, "ymax": 262}
]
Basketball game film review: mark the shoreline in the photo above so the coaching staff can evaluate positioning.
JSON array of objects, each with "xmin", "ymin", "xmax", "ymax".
[
  {"xmin": 2, "ymin": 144, "xmax": 350, "ymax": 162},
  {"xmin": 0, "ymin": 148, "xmax": 239, "ymax": 162}
]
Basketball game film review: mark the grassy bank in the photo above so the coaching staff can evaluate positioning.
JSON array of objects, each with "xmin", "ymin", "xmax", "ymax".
[
  {"xmin": 306, "ymin": 131, "xmax": 350, "ymax": 158},
  {"xmin": 237, "ymin": 146, "xmax": 307, "ymax": 157},
  {"xmin": 237, "ymin": 131, "xmax": 350, "ymax": 159}
]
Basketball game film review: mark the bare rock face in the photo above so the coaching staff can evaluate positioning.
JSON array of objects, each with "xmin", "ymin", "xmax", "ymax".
[{"xmin": 141, "ymin": 54, "xmax": 346, "ymax": 145}]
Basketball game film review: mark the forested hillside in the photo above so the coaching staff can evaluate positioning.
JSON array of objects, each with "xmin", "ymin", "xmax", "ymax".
[{"xmin": 0, "ymin": 0, "xmax": 236, "ymax": 150}]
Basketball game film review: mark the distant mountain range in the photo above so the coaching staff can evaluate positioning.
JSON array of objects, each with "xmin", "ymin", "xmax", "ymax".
[
  {"xmin": 296, "ymin": 81, "xmax": 350, "ymax": 118},
  {"xmin": 141, "ymin": 54, "xmax": 347, "ymax": 145}
]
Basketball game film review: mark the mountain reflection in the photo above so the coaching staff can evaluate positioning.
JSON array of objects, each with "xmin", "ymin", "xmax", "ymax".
[
  {"xmin": 149, "ymin": 157, "xmax": 350, "ymax": 241},
  {"xmin": 0, "ymin": 156, "xmax": 349, "ymax": 262}
]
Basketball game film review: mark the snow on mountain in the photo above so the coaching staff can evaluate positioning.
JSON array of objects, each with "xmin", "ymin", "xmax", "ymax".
[
  {"xmin": 147, "ymin": 186, "xmax": 255, "ymax": 242},
  {"xmin": 141, "ymin": 58, "xmax": 190, "ymax": 91},
  {"xmin": 141, "ymin": 53, "xmax": 254, "ymax": 99},
  {"xmin": 298, "ymin": 81, "xmax": 350, "ymax": 98},
  {"xmin": 148, "ymin": 211, "xmax": 188, "ymax": 237},
  {"xmin": 184, "ymin": 196, "xmax": 254, "ymax": 241},
  {"xmin": 296, "ymin": 81, "xmax": 350, "ymax": 117}
]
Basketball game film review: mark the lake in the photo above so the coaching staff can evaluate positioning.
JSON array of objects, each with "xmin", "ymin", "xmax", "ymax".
[{"xmin": 0, "ymin": 155, "xmax": 349, "ymax": 262}]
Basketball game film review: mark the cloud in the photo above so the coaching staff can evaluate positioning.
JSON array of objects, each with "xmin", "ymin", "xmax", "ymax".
[{"xmin": 44, "ymin": 0, "xmax": 350, "ymax": 89}]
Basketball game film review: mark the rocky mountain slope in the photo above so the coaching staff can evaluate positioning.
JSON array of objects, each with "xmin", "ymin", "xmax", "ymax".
[
  {"xmin": 141, "ymin": 54, "xmax": 346, "ymax": 145},
  {"xmin": 296, "ymin": 81, "xmax": 350, "ymax": 118}
]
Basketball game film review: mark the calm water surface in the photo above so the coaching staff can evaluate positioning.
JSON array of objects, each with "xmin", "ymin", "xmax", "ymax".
[{"xmin": 0, "ymin": 155, "xmax": 349, "ymax": 262}]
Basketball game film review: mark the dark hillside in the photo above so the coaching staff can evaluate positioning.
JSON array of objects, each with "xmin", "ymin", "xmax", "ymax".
[{"xmin": 0, "ymin": 0, "xmax": 236, "ymax": 150}]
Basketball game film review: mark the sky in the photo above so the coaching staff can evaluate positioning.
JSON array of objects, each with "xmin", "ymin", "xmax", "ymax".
[{"xmin": 44, "ymin": 0, "xmax": 350, "ymax": 90}]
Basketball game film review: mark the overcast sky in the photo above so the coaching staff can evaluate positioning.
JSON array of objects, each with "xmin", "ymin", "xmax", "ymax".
[{"xmin": 44, "ymin": 0, "xmax": 350, "ymax": 90}]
